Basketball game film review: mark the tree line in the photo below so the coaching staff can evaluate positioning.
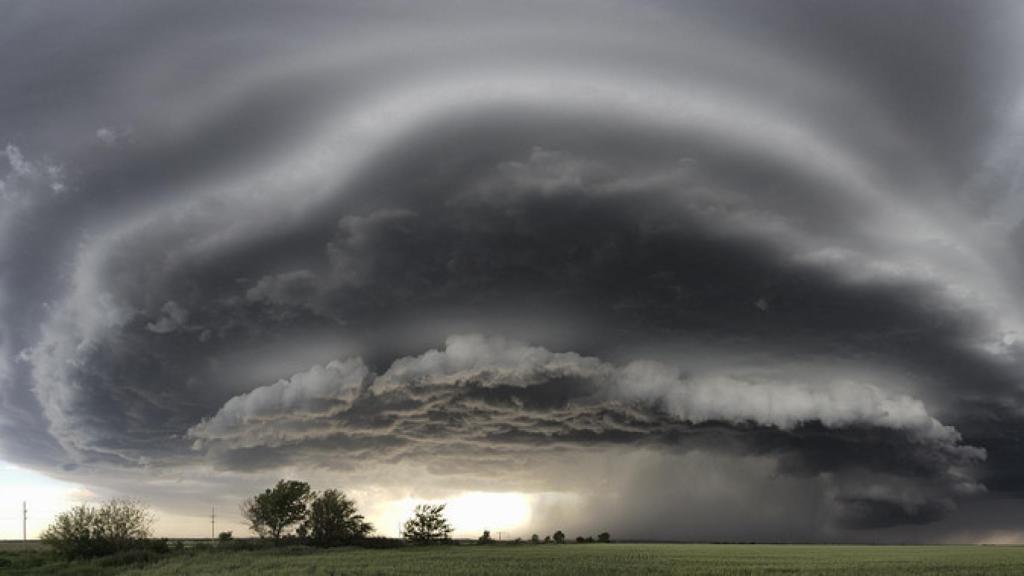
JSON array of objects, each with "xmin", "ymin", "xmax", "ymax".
[{"xmin": 40, "ymin": 479, "xmax": 611, "ymax": 559}]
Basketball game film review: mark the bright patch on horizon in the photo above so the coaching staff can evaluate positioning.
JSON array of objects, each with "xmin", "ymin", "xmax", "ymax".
[
  {"xmin": 0, "ymin": 461, "xmax": 94, "ymax": 540},
  {"xmin": 374, "ymin": 492, "xmax": 533, "ymax": 539}
]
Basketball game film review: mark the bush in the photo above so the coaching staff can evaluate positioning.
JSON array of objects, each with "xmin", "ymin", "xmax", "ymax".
[
  {"xmin": 598, "ymin": 531, "xmax": 611, "ymax": 543},
  {"xmin": 217, "ymin": 538, "xmax": 268, "ymax": 552},
  {"xmin": 477, "ymin": 530, "xmax": 494, "ymax": 544},
  {"xmin": 576, "ymin": 536, "xmax": 586, "ymax": 543},
  {"xmin": 143, "ymin": 538, "xmax": 170, "ymax": 554},
  {"xmin": 354, "ymin": 536, "xmax": 405, "ymax": 549},
  {"xmin": 94, "ymin": 546, "xmax": 168, "ymax": 568},
  {"xmin": 553, "ymin": 530, "xmax": 565, "ymax": 544},
  {"xmin": 218, "ymin": 531, "xmax": 233, "ymax": 542},
  {"xmin": 41, "ymin": 499, "xmax": 153, "ymax": 559}
]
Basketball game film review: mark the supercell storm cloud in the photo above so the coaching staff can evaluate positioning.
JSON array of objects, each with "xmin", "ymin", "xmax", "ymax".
[{"xmin": 3, "ymin": 0, "xmax": 1024, "ymax": 541}]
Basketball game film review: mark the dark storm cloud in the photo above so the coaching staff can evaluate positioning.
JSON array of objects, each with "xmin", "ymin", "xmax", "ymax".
[{"xmin": 2, "ymin": 0, "xmax": 1024, "ymax": 541}]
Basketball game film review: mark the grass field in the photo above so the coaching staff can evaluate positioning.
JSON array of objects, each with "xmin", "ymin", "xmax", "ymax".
[{"xmin": 4, "ymin": 543, "xmax": 1024, "ymax": 575}]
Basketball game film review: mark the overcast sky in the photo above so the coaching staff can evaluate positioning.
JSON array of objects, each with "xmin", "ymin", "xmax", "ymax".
[{"xmin": 3, "ymin": 0, "xmax": 1024, "ymax": 542}]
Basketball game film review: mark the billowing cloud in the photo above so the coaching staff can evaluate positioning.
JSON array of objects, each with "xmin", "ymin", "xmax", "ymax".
[
  {"xmin": 186, "ymin": 335, "xmax": 983, "ymax": 529},
  {"xmin": 189, "ymin": 357, "xmax": 368, "ymax": 446},
  {"xmin": 2, "ymin": 0, "xmax": 1024, "ymax": 541}
]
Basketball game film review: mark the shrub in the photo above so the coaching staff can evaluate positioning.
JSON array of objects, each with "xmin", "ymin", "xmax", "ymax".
[
  {"xmin": 95, "ymin": 546, "xmax": 168, "ymax": 568},
  {"xmin": 218, "ymin": 538, "xmax": 268, "ymax": 552},
  {"xmin": 144, "ymin": 538, "xmax": 170, "ymax": 554},
  {"xmin": 477, "ymin": 530, "xmax": 494, "ymax": 544},
  {"xmin": 354, "ymin": 536, "xmax": 405, "ymax": 549},
  {"xmin": 218, "ymin": 531, "xmax": 233, "ymax": 542},
  {"xmin": 576, "ymin": 536, "xmax": 586, "ymax": 543},
  {"xmin": 41, "ymin": 499, "xmax": 153, "ymax": 559}
]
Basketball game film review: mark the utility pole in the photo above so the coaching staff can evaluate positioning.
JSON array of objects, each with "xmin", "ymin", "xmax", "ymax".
[
  {"xmin": 211, "ymin": 505, "xmax": 215, "ymax": 540},
  {"xmin": 22, "ymin": 501, "xmax": 27, "ymax": 544}
]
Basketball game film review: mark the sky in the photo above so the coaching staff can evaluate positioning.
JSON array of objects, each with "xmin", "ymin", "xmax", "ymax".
[{"xmin": 2, "ymin": 0, "xmax": 1024, "ymax": 543}]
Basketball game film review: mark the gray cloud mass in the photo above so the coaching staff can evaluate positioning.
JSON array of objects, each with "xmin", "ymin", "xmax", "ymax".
[{"xmin": 2, "ymin": 0, "xmax": 1024, "ymax": 541}]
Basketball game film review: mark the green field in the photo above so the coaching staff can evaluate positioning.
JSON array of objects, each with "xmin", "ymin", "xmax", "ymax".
[{"xmin": 4, "ymin": 543, "xmax": 1024, "ymax": 575}]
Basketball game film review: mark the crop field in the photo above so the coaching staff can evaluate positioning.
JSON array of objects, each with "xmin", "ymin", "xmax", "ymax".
[{"xmin": 4, "ymin": 543, "xmax": 1024, "ymax": 576}]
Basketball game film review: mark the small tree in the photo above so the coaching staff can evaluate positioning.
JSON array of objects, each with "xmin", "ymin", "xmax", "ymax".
[
  {"xmin": 530, "ymin": 533, "xmax": 540, "ymax": 544},
  {"xmin": 41, "ymin": 504, "xmax": 96, "ymax": 559},
  {"xmin": 402, "ymin": 504, "xmax": 453, "ymax": 544},
  {"xmin": 576, "ymin": 536, "xmax": 586, "ymax": 543},
  {"xmin": 553, "ymin": 530, "xmax": 565, "ymax": 544},
  {"xmin": 598, "ymin": 531, "xmax": 610, "ymax": 543},
  {"xmin": 299, "ymin": 489, "xmax": 373, "ymax": 547},
  {"xmin": 93, "ymin": 500, "xmax": 152, "ymax": 552},
  {"xmin": 41, "ymin": 499, "xmax": 152, "ymax": 559},
  {"xmin": 477, "ymin": 530, "xmax": 493, "ymax": 544},
  {"xmin": 241, "ymin": 480, "xmax": 313, "ymax": 541},
  {"xmin": 218, "ymin": 531, "xmax": 233, "ymax": 542},
  {"xmin": 543, "ymin": 535, "xmax": 552, "ymax": 543}
]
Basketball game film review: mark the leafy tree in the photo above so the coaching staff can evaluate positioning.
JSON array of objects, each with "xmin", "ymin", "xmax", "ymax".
[
  {"xmin": 241, "ymin": 480, "xmax": 313, "ymax": 541},
  {"xmin": 92, "ymin": 500, "xmax": 153, "ymax": 550},
  {"xmin": 42, "ymin": 499, "xmax": 152, "ymax": 559},
  {"xmin": 576, "ymin": 536, "xmax": 586, "ymax": 543},
  {"xmin": 402, "ymin": 504, "xmax": 454, "ymax": 544},
  {"xmin": 531, "ymin": 533, "xmax": 540, "ymax": 544},
  {"xmin": 41, "ymin": 504, "xmax": 98, "ymax": 559},
  {"xmin": 544, "ymin": 535, "xmax": 552, "ymax": 543},
  {"xmin": 553, "ymin": 530, "xmax": 565, "ymax": 544},
  {"xmin": 298, "ymin": 489, "xmax": 373, "ymax": 547},
  {"xmin": 598, "ymin": 531, "xmax": 610, "ymax": 543},
  {"xmin": 218, "ymin": 531, "xmax": 233, "ymax": 542},
  {"xmin": 477, "ymin": 530, "xmax": 493, "ymax": 544}
]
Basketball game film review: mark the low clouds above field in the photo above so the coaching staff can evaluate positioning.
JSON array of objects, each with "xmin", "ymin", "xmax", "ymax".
[
  {"xmin": 3, "ymin": 0, "xmax": 1024, "ymax": 541},
  {"xmin": 187, "ymin": 334, "xmax": 983, "ymax": 530}
]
